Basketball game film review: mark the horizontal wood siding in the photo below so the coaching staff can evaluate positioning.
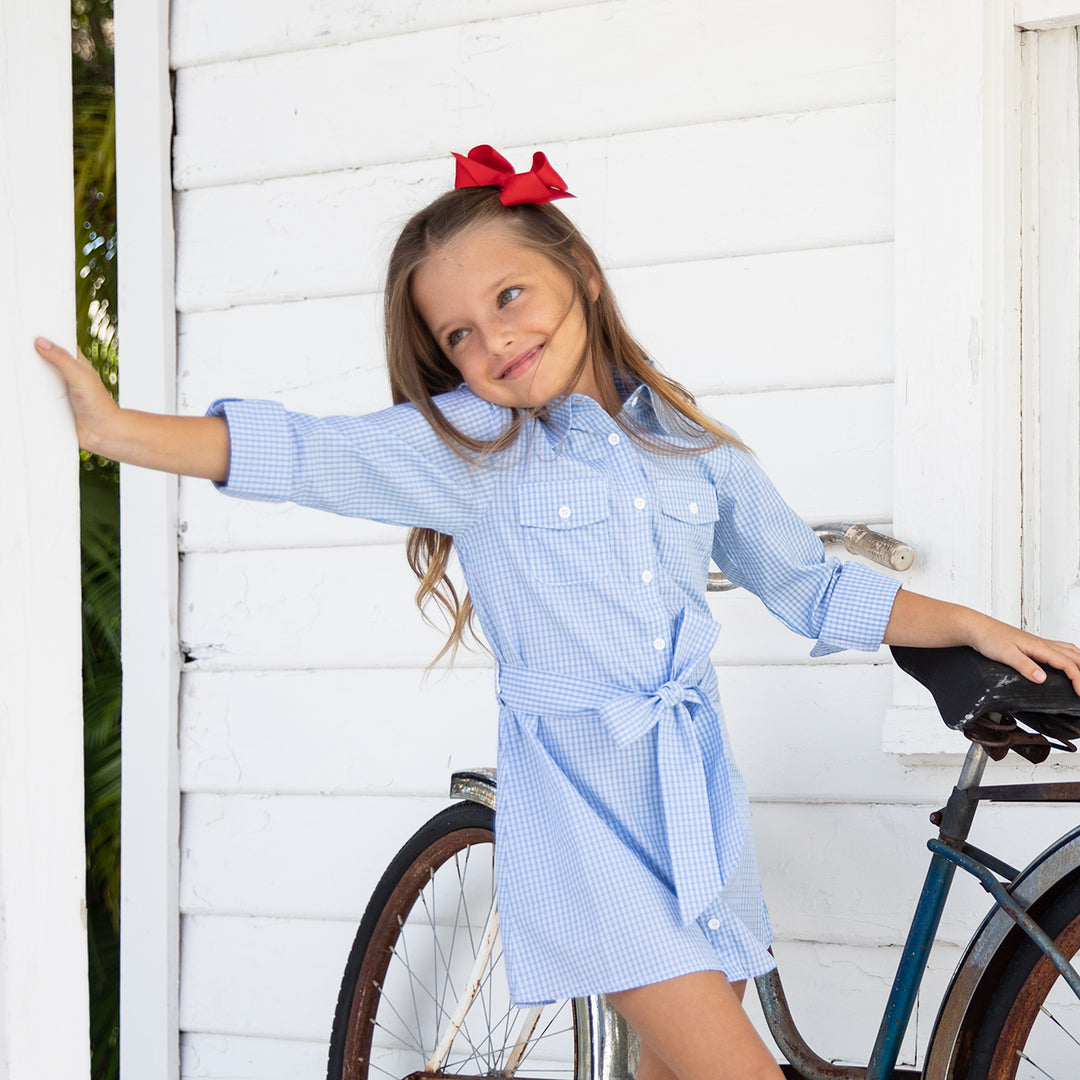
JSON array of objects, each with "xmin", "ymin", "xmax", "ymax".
[{"xmin": 162, "ymin": 1, "xmax": 1039, "ymax": 1074}]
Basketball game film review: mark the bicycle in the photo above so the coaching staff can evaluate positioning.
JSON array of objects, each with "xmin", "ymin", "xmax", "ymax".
[{"xmin": 325, "ymin": 525, "xmax": 1080, "ymax": 1080}]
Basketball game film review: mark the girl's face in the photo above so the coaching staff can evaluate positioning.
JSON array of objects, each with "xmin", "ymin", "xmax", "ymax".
[{"xmin": 411, "ymin": 221, "xmax": 600, "ymax": 409}]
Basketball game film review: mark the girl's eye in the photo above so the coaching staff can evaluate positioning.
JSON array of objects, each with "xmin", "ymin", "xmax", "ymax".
[
  {"xmin": 447, "ymin": 328, "xmax": 468, "ymax": 348},
  {"xmin": 498, "ymin": 286, "xmax": 522, "ymax": 306}
]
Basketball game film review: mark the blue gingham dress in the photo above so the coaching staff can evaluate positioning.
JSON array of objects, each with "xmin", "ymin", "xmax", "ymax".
[{"xmin": 210, "ymin": 380, "xmax": 901, "ymax": 1006}]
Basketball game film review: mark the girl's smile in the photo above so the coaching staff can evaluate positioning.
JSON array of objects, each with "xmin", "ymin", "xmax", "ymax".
[{"xmin": 411, "ymin": 222, "xmax": 600, "ymax": 409}]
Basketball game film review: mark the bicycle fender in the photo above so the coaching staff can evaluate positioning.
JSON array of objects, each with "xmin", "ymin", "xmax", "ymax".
[
  {"xmin": 922, "ymin": 824, "xmax": 1080, "ymax": 1080},
  {"xmin": 449, "ymin": 767, "xmax": 497, "ymax": 810}
]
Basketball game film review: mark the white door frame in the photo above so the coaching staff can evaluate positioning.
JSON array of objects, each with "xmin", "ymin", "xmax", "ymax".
[{"xmin": 887, "ymin": 0, "xmax": 1080, "ymax": 753}]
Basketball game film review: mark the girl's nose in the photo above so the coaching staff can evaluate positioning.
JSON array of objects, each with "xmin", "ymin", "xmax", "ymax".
[{"xmin": 479, "ymin": 319, "xmax": 514, "ymax": 358}]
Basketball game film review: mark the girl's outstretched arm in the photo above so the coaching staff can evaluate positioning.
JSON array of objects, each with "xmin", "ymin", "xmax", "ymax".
[
  {"xmin": 884, "ymin": 588, "xmax": 1080, "ymax": 695},
  {"xmin": 36, "ymin": 337, "xmax": 230, "ymax": 482}
]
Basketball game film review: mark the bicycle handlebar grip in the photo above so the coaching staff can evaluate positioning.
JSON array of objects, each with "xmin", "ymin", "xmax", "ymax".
[{"xmin": 843, "ymin": 523, "xmax": 914, "ymax": 572}]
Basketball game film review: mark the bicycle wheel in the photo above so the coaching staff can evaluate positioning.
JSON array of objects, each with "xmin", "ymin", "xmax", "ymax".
[
  {"xmin": 327, "ymin": 801, "xmax": 587, "ymax": 1080},
  {"xmin": 961, "ymin": 873, "xmax": 1080, "ymax": 1079}
]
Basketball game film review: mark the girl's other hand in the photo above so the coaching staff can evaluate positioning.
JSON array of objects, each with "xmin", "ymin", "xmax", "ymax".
[
  {"xmin": 35, "ymin": 336, "xmax": 119, "ymax": 455},
  {"xmin": 967, "ymin": 618, "xmax": 1080, "ymax": 697}
]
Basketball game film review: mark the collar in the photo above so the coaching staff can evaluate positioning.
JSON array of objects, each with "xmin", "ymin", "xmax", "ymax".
[{"xmin": 538, "ymin": 374, "xmax": 663, "ymax": 441}]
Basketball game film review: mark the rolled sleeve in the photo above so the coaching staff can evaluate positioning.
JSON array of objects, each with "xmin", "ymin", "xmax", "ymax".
[
  {"xmin": 209, "ymin": 398, "xmax": 297, "ymax": 502},
  {"xmin": 807, "ymin": 560, "xmax": 901, "ymax": 656}
]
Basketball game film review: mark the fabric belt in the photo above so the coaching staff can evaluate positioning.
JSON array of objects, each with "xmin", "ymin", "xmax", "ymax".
[{"xmin": 496, "ymin": 607, "xmax": 743, "ymax": 926}]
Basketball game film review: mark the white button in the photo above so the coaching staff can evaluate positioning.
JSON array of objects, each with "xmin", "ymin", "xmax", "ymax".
[
  {"xmin": 641, "ymin": 570, "xmax": 653, "ymax": 583},
  {"xmin": 608, "ymin": 432, "xmax": 620, "ymax": 445},
  {"xmin": 633, "ymin": 497, "xmax": 646, "ymax": 510},
  {"xmin": 653, "ymin": 637, "xmax": 665, "ymax": 651},
  {"xmin": 688, "ymin": 502, "xmax": 699, "ymax": 514},
  {"xmin": 707, "ymin": 917, "xmax": 721, "ymax": 930},
  {"xmin": 558, "ymin": 505, "xmax": 572, "ymax": 520}
]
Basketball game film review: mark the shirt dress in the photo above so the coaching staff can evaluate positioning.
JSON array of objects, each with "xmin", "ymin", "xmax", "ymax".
[{"xmin": 209, "ymin": 378, "xmax": 902, "ymax": 1007}]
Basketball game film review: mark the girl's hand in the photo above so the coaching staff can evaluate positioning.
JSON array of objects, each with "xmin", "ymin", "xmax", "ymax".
[
  {"xmin": 33, "ymin": 336, "xmax": 231, "ymax": 481},
  {"xmin": 884, "ymin": 589, "xmax": 1080, "ymax": 696},
  {"xmin": 35, "ymin": 337, "xmax": 120, "ymax": 454},
  {"xmin": 966, "ymin": 618, "xmax": 1080, "ymax": 696}
]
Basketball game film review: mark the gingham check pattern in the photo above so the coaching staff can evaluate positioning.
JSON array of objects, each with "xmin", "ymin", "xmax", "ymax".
[{"xmin": 210, "ymin": 381, "xmax": 901, "ymax": 1005}]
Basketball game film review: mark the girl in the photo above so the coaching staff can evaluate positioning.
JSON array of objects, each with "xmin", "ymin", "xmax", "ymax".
[{"xmin": 38, "ymin": 146, "xmax": 1080, "ymax": 1080}]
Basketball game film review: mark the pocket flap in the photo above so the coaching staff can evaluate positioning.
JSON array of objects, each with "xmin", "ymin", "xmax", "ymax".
[
  {"xmin": 659, "ymin": 482, "xmax": 718, "ymax": 524},
  {"xmin": 519, "ymin": 480, "xmax": 610, "ymax": 529}
]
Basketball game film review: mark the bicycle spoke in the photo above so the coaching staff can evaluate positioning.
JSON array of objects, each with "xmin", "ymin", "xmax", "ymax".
[
  {"xmin": 1016, "ymin": 1048, "xmax": 1056, "ymax": 1078},
  {"xmin": 1039, "ymin": 1002, "xmax": 1080, "ymax": 1049}
]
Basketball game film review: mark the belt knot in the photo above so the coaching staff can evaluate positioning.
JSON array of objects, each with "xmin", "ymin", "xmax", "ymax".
[{"xmin": 655, "ymin": 680, "xmax": 686, "ymax": 709}]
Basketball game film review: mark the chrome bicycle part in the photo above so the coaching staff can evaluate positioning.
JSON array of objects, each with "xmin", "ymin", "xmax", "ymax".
[{"xmin": 707, "ymin": 523, "xmax": 914, "ymax": 591}]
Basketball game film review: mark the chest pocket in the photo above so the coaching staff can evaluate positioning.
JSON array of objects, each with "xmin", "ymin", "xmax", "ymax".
[
  {"xmin": 519, "ymin": 479, "xmax": 611, "ymax": 587},
  {"xmin": 657, "ymin": 481, "xmax": 720, "ymax": 578}
]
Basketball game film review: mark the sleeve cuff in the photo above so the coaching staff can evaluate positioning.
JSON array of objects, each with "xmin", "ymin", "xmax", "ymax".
[
  {"xmin": 207, "ymin": 397, "xmax": 297, "ymax": 502},
  {"xmin": 809, "ymin": 561, "xmax": 903, "ymax": 657}
]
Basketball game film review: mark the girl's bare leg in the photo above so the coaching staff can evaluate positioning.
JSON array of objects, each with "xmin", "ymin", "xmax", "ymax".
[{"xmin": 607, "ymin": 972, "xmax": 783, "ymax": 1080}]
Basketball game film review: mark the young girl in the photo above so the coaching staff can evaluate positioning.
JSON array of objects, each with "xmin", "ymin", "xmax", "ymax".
[{"xmin": 38, "ymin": 146, "xmax": 1080, "ymax": 1080}]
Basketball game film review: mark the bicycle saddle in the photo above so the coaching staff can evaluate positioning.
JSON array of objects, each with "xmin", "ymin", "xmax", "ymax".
[{"xmin": 891, "ymin": 645, "xmax": 1080, "ymax": 762}]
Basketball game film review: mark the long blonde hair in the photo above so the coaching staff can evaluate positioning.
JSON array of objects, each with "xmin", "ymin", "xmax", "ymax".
[{"xmin": 384, "ymin": 186, "xmax": 743, "ymax": 661}]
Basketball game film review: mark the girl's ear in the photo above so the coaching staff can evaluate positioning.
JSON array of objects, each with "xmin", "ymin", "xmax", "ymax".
[{"xmin": 569, "ymin": 243, "xmax": 602, "ymax": 302}]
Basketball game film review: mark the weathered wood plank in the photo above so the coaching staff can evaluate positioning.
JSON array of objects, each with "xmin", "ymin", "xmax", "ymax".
[
  {"xmin": 181, "ymin": 663, "xmax": 1076, "ymax": 802},
  {"xmin": 177, "ymin": 294, "xmax": 391, "ymax": 414},
  {"xmin": 176, "ymin": 796, "xmax": 1068, "ymax": 1029},
  {"xmin": 181, "ymin": 1032, "xmax": 326, "ymax": 1080},
  {"xmin": 176, "ymin": 550, "xmax": 900, "ymax": 673},
  {"xmin": 179, "ymin": 914, "xmax": 355, "ymax": 1041},
  {"xmin": 177, "ymin": 383, "xmax": 893, "ymax": 553},
  {"xmin": 170, "ymin": 0, "xmax": 609, "ymax": 66},
  {"xmin": 612, "ymin": 243, "xmax": 893, "ymax": 395},
  {"xmin": 172, "ymin": 0, "xmax": 893, "ymax": 188},
  {"xmin": 180, "ymin": 794, "xmax": 450, "ymax": 920},
  {"xmin": 174, "ymin": 104, "xmax": 893, "ymax": 311},
  {"xmin": 177, "ymin": 792, "xmax": 1072, "ymax": 946},
  {"xmin": 175, "ymin": 243, "xmax": 892, "ymax": 412},
  {"xmin": 179, "ymin": 667, "xmax": 498, "ymax": 795},
  {"xmin": 178, "ymin": 929, "xmax": 957, "ymax": 1069}
]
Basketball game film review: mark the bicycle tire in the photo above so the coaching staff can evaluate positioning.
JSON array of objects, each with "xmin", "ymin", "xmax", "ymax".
[
  {"xmin": 958, "ymin": 871, "xmax": 1080, "ymax": 1079},
  {"xmin": 326, "ymin": 801, "xmax": 588, "ymax": 1080}
]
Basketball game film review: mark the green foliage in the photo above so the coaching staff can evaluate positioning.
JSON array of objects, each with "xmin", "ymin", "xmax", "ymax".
[
  {"xmin": 73, "ymin": 2, "xmax": 120, "ymax": 1077},
  {"xmin": 81, "ymin": 468, "xmax": 121, "ymax": 1080},
  {"xmin": 73, "ymin": 0, "xmax": 118, "ymax": 429}
]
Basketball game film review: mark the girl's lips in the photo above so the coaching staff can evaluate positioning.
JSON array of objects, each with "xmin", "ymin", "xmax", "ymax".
[{"xmin": 499, "ymin": 345, "xmax": 542, "ymax": 380}]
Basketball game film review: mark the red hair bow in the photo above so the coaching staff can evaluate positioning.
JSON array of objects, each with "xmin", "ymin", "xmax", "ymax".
[{"xmin": 452, "ymin": 144, "xmax": 574, "ymax": 206}]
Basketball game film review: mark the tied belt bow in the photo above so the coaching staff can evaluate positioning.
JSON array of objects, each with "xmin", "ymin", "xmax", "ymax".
[{"xmin": 497, "ymin": 609, "xmax": 743, "ymax": 926}]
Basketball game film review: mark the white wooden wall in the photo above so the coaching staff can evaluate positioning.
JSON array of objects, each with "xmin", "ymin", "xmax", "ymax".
[{"xmin": 140, "ymin": 1, "xmax": 1080, "ymax": 1076}]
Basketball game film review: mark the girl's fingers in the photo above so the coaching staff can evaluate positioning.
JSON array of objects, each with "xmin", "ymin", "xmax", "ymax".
[
  {"xmin": 1019, "ymin": 639, "xmax": 1080, "ymax": 696},
  {"xmin": 35, "ymin": 336, "xmax": 90, "ymax": 376}
]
